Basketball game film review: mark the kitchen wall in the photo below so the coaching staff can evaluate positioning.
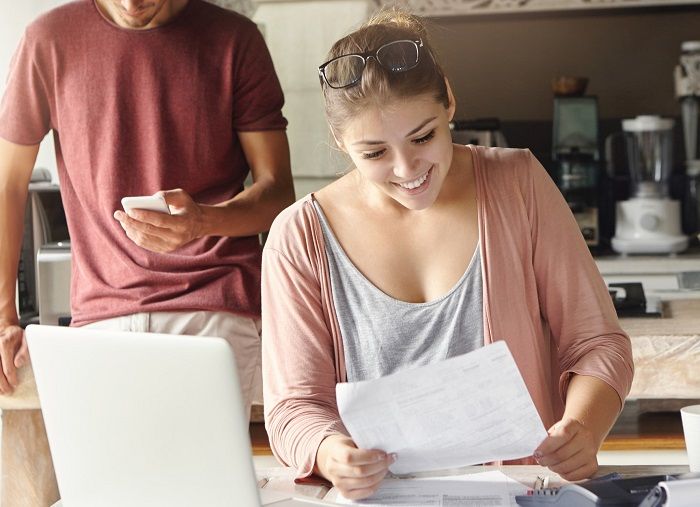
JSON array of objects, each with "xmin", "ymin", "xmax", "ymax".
[
  {"xmin": 0, "ymin": 0, "xmax": 66, "ymax": 181},
  {"xmin": 431, "ymin": 5, "xmax": 700, "ymax": 123},
  {"xmin": 3, "ymin": 2, "xmax": 700, "ymax": 184}
]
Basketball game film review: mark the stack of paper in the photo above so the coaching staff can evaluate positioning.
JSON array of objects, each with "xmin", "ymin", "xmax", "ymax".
[{"xmin": 336, "ymin": 470, "xmax": 529, "ymax": 506}]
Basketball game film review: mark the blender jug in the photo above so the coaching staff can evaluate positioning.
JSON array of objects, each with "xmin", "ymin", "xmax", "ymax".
[{"xmin": 621, "ymin": 115, "xmax": 674, "ymax": 198}]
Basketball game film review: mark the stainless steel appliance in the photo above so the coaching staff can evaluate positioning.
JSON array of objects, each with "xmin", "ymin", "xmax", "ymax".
[
  {"xmin": 675, "ymin": 41, "xmax": 700, "ymax": 239},
  {"xmin": 675, "ymin": 41, "xmax": 700, "ymax": 164},
  {"xmin": 37, "ymin": 242, "xmax": 72, "ymax": 326},
  {"xmin": 450, "ymin": 117, "xmax": 508, "ymax": 147},
  {"xmin": 17, "ymin": 169, "xmax": 70, "ymax": 325},
  {"xmin": 607, "ymin": 115, "xmax": 688, "ymax": 255}
]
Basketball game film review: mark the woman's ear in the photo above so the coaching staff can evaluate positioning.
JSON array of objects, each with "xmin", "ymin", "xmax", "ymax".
[{"xmin": 444, "ymin": 77, "xmax": 456, "ymax": 122}]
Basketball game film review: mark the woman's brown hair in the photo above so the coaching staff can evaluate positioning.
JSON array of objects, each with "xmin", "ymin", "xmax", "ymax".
[{"xmin": 320, "ymin": 8, "xmax": 449, "ymax": 138}]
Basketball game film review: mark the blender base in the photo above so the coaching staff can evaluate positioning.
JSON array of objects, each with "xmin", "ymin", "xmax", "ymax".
[
  {"xmin": 612, "ymin": 235, "xmax": 689, "ymax": 255},
  {"xmin": 612, "ymin": 198, "xmax": 689, "ymax": 255}
]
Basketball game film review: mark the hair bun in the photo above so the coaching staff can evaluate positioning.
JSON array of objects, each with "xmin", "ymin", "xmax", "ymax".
[{"xmin": 366, "ymin": 6, "xmax": 428, "ymax": 40}]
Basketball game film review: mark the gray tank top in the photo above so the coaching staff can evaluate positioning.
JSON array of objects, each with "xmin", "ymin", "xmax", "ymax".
[{"xmin": 313, "ymin": 201, "xmax": 484, "ymax": 382}]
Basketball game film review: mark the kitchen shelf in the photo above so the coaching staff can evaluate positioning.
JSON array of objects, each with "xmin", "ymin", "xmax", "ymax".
[{"xmin": 377, "ymin": 0, "xmax": 700, "ymax": 17}]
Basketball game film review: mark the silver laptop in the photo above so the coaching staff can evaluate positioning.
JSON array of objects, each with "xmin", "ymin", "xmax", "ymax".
[{"xmin": 26, "ymin": 325, "xmax": 332, "ymax": 507}]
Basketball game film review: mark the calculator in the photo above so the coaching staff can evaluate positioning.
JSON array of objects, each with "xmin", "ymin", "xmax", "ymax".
[{"xmin": 515, "ymin": 475, "xmax": 669, "ymax": 506}]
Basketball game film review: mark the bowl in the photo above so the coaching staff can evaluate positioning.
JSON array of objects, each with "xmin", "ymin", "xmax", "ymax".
[{"xmin": 552, "ymin": 76, "xmax": 589, "ymax": 97}]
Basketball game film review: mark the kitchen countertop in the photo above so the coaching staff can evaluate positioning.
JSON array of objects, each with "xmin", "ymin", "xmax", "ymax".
[
  {"xmin": 595, "ymin": 250, "xmax": 700, "ymax": 275},
  {"xmin": 620, "ymin": 299, "xmax": 700, "ymax": 400},
  {"xmin": 620, "ymin": 299, "xmax": 700, "ymax": 335},
  {"xmin": 3, "ymin": 301, "xmax": 698, "ymax": 410}
]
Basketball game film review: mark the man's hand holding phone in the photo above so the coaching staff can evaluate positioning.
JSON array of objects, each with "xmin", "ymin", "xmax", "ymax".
[{"xmin": 114, "ymin": 189, "xmax": 204, "ymax": 253}]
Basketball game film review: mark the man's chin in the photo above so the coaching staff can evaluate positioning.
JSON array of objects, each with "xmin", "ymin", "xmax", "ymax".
[{"xmin": 119, "ymin": 15, "xmax": 156, "ymax": 28}]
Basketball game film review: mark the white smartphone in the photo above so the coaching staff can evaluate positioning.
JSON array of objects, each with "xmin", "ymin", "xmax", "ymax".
[{"xmin": 121, "ymin": 195, "xmax": 171, "ymax": 215}]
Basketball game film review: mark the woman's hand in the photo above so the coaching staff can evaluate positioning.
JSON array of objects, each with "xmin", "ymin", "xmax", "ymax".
[
  {"xmin": 315, "ymin": 434, "xmax": 395, "ymax": 500},
  {"xmin": 533, "ymin": 417, "xmax": 600, "ymax": 481}
]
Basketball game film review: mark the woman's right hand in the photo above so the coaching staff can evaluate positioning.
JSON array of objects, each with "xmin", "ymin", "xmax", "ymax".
[{"xmin": 315, "ymin": 434, "xmax": 395, "ymax": 500}]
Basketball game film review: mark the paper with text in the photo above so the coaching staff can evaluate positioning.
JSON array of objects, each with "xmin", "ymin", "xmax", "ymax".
[
  {"xmin": 336, "ymin": 341, "xmax": 548, "ymax": 475},
  {"xmin": 336, "ymin": 470, "xmax": 529, "ymax": 506}
]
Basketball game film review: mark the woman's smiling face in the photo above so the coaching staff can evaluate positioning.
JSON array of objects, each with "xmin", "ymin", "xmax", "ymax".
[{"xmin": 337, "ymin": 92, "xmax": 456, "ymax": 211}]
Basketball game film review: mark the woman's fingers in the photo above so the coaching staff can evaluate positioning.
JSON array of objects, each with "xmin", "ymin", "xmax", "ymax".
[
  {"xmin": 534, "ymin": 417, "xmax": 598, "ymax": 480},
  {"xmin": 331, "ymin": 451, "xmax": 395, "ymax": 479},
  {"xmin": 315, "ymin": 435, "xmax": 396, "ymax": 500},
  {"xmin": 335, "ymin": 467, "xmax": 390, "ymax": 499}
]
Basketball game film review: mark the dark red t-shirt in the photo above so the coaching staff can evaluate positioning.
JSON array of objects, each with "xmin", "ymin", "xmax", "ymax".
[{"xmin": 0, "ymin": 0, "xmax": 287, "ymax": 325}]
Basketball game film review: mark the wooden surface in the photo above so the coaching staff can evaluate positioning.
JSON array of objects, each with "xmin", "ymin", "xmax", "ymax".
[
  {"xmin": 250, "ymin": 421, "xmax": 274, "ymax": 456},
  {"xmin": 602, "ymin": 400, "xmax": 687, "ymax": 450},
  {"xmin": 250, "ymin": 399, "xmax": 692, "ymax": 455}
]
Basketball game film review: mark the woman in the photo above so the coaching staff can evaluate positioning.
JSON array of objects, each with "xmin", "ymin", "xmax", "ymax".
[{"xmin": 262, "ymin": 10, "xmax": 633, "ymax": 501}]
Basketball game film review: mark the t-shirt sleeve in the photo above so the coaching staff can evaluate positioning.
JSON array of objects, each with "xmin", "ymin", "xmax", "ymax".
[
  {"xmin": 231, "ymin": 25, "xmax": 287, "ymax": 132},
  {"xmin": 0, "ymin": 29, "xmax": 52, "ymax": 145}
]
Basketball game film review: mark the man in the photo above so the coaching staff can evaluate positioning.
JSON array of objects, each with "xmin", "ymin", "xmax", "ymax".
[{"xmin": 0, "ymin": 0, "xmax": 293, "ymax": 503}]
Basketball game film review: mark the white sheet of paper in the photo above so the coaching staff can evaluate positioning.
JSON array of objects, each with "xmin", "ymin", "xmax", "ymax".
[
  {"xmin": 336, "ymin": 341, "xmax": 548, "ymax": 475},
  {"xmin": 336, "ymin": 470, "xmax": 529, "ymax": 506}
]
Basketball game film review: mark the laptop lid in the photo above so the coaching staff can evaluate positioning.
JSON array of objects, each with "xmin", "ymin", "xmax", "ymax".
[{"xmin": 26, "ymin": 324, "xmax": 261, "ymax": 507}]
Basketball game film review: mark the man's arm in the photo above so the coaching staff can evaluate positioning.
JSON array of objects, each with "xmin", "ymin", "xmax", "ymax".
[
  {"xmin": 113, "ymin": 130, "xmax": 294, "ymax": 252},
  {"xmin": 0, "ymin": 137, "xmax": 40, "ymax": 393},
  {"xmin": 199, "ymin": 129, "xmax": 294, "ymax": 237}
]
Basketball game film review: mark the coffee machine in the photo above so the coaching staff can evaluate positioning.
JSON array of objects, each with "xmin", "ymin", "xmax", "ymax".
[
  {"xmin": 551, "ymin": 96, "xmax": 601, "ymax": 248},
  {"xmin": 608, "ymin": 115, "xmax": 688, "ymax": 255}
]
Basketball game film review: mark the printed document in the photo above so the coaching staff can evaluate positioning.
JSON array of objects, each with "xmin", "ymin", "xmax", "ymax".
[
  {"xmin": 336, "ymin": 341, "xmax": 548, "ymax": 475},
  {"xmin": 335, "ymin": 470, "xmax": 529, "ymax": 506}
]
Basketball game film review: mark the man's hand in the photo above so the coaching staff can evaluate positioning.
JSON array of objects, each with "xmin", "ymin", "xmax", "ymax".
[
  {"xmin": 315, "ymin": 434, "xmax": 395, "ymax": 501},
  {"xmin": 533, "ymin": 417, "xmax": 599, "ymax": 481},
  {"xmin": 113, "ymin": 189, "xmax": 204, "ymax": 253},
  {"xmin": 0, "ymin": 322, "xmax": 28, "ymax": 394}
]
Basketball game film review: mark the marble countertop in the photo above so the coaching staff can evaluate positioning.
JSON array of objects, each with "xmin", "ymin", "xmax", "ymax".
[{"xmin": 620, "ymin": 299, "xmax": 700, "ymax": 399}]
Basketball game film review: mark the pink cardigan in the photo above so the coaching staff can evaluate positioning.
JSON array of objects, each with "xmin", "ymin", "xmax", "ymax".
[{"xmin": 262, "ymin": 146, "xmax": 634, "ymax": 478}]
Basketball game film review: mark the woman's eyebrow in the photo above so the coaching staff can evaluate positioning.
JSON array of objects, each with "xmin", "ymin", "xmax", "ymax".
[
  {"xmin": 405, "ymin": 117, "xmax": 437, "ymax": 137},
  {"xmin": 351, "ymin": 116, "xmax": 438, "ymax": 146}
]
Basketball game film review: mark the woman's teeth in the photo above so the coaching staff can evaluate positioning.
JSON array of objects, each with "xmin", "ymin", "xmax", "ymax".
[{"xmin": 398, "ymin": 171, "xmax": 429, "ymax": 189}]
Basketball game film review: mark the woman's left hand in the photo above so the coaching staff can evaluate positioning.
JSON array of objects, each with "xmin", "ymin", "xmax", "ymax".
[{"xmin": 533, "ymin": 417, "xmax": 600, "ymax": 481}]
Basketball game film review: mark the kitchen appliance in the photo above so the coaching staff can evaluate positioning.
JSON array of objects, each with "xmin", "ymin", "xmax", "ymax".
[
  {"xmin": 675, "ymin": 41, "xmax": 700, "ymax": 163},
  {"xmin": 675, "ymin": 41, "xmax": 700, "ymax": 238},
  {"xmin": 551, "ymin": 96, "xmax": 601, "ymax": 248},
  {"xmin": 608, "ymin": 282, "xmax": 662, "ymax": 317},
  {"xmin": 37, "ymin": 241, "xmax": 72, "ymax": 326},
  {"xmin": 17, "ymin": 169, "xmax": 70, "ymax": 326},
  {"xmin": 607, "ymin": 115, "xmax": 688, "ymax": 255},
  {"xmin": 450, "ymin": 117, "xmax": 508, "ymax": 147}
]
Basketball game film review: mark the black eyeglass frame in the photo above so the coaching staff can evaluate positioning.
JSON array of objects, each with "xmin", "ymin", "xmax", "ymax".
[{"xmin": 318, "ymin": 39, "xmax": 424, "ymax": 89}]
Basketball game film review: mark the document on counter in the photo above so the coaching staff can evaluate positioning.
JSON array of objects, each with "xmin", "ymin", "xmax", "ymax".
[
  {"xmin": 335, "ymin": 470, "xmax": 529, "ymax": 506},
  {"xmin": 336, "ymin": 341, "xmax": 548, "ymax": 475}
]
